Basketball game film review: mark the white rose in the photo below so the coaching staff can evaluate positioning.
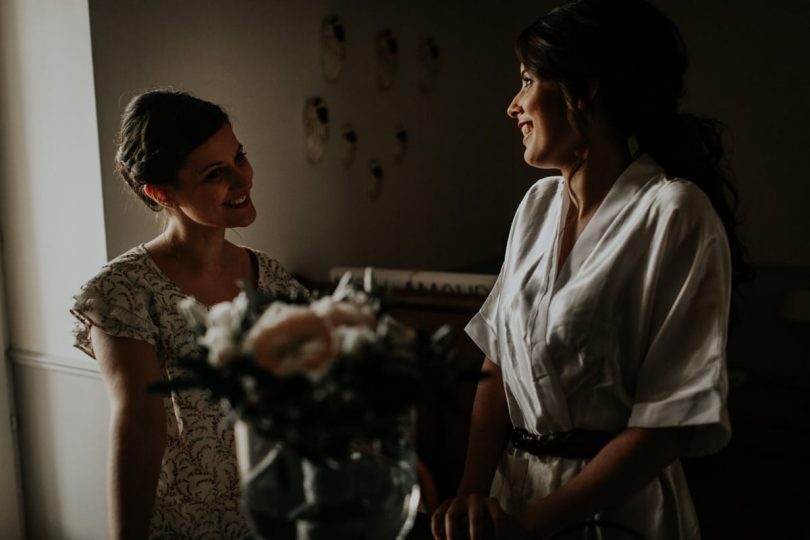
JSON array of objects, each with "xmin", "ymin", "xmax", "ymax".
[
  {"xmin": 333, "ymin": 325, "xmax": 376, "ymax": 356},
  {"xmin": 208, "ymin": 301, "xmax": 242, "ymax": 333},
  {"xmin": 311, "ymin": 297, "xmax": 375, "ymax": 329},
  {"xmin": 200, "ymin": 326, "xmax": 239, "ymax": 367}
]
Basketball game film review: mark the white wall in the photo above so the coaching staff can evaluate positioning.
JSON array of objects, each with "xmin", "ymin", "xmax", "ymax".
[
  {"xmin": 0, "ymin": 247, "xmax": 23, "ymax": 540},
  {"xmin": 0, "ymin": 0, "xmax": 110, "ymax": 538},
  {"xmin": 0, "ymin": 0, "xmax": 108, "ymax": 358},
  {"xmin": 11, "ymin": 355, "xmax": 108, "ymax": 540}
]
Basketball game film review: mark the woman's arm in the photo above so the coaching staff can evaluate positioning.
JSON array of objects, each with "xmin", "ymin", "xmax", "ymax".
[
  {"xmin": 456, "ymin": 357, "xmax": 511, "ymax": 496},
  {"xmin": 518, "ymin": 425, "xmax": 694, "ymax": 537},
  {"xmin": 432, "ymin": 357, "xmax": 511, "ymax": 539},
  {"xmin": 91, "ymin": 326, "xmax": 167, "ymax": 540}
]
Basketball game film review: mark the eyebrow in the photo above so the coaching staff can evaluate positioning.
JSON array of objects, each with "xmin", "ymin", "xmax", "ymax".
[{"xmin": 198, "ymin": 145, "xmax": 244, "ymax": 174}]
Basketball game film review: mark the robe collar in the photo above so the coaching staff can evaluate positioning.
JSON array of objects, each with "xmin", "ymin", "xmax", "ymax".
[{"xmin": 553, "ymin": 153, "xmax": 665, "ymax": 288}]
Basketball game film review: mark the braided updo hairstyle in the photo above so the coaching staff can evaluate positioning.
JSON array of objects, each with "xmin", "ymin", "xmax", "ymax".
[
  {"xmin": 115, "ymin": 89, "xmax": 229, "ymax": 211},
  {"xmin": 516, "ymin": 0, "xmax": 751, "ymax": 295}
]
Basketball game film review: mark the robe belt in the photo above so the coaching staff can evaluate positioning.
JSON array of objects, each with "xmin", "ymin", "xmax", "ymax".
[{"xmin": 510, "ymin": 427, "xmax": 614, "ymax": 459}]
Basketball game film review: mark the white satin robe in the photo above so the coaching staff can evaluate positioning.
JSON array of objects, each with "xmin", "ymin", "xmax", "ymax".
[{"xmin": 465, "ymin": 155, "xmax": 731, "ymax": 540}]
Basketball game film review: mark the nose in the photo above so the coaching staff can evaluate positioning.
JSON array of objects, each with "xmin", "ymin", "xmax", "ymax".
[{"xmin": 507, "ymin": 93, "xmax": 522, "ymax": 119}]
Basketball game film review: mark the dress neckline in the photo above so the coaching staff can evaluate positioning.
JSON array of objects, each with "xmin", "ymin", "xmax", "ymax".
[{"xmin": 137, "ymin": 243, "xmax": 263, "ymax": 308}]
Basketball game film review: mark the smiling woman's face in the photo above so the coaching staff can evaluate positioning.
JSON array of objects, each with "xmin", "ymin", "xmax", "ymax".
[
  {"xmin": 506, "ymin": 65, "xmax": 581, "ymax": 170},
  {"xmin": 167, "ymin": 123, "xmax": 257, "ymax": 229}
]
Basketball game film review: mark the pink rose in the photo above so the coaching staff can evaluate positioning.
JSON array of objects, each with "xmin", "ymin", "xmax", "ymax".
[{"xmin": 248, "ymin": 309, "xmax": 335, "ymax": 378}]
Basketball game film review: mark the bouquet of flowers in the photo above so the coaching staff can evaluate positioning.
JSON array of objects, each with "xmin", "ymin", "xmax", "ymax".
[
  {"xmin": 152, "ymin": 270, "xmax": 477, "ymax": 539},
  {"xmin": 159, "ymin": 270, "xmax": 469, "ymax": 459}
]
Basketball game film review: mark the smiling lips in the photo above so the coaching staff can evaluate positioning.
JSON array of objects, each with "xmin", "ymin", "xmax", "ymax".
[
  {"xmin": 223, "ymin": 194, "xmax": 250, "ymax": 208},
  {"xmin": 518, "ymin": 121, "xmax": 533, "ymax": 140}
]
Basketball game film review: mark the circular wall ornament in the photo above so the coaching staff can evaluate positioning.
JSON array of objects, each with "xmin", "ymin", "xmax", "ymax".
[
  {"xmin": 418, "ymin": 37, "xmax": 440, "ymax": 93},
  {"xmin": 375, "ymin": 29, "xmax": 398, "ymax": 90},
  {"xmin": 367, "ymin": 160, "xmax": 384, "ymax": 200},
  {"xmin": 321, "ymin": 15, "xmax": 346, "ymax": 82},
  {"xmin": 303, "ymin": 97, "xmax": 329, "ymax": 164},
  {"xmin": 341, "ymin": 124, "xmax": 358, "ymax": 167}
]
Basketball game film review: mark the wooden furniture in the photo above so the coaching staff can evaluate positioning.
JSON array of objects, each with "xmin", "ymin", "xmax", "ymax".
[{"xmin": 385, "ymin": 288, "xmax": 486, "ymax": 504}]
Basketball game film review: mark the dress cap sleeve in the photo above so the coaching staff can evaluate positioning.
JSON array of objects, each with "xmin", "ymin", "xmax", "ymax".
[
  {"xmin": 70, "ymin": 266, "xmax": 158, "ymax": 359},
  {"xmin": 253, "ymin": 249, "xmax": 311, "ymax": 299}
]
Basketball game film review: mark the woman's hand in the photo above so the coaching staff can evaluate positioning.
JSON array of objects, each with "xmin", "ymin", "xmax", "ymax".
[{"xmin": 431, "ymin": 494, "xmax": 533, "ymax": 540}]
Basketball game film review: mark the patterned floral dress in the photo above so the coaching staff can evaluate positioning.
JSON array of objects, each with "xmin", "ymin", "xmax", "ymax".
[{"xmin": 71, "ymin": 244, "xmax": 304, "ymax": 539}]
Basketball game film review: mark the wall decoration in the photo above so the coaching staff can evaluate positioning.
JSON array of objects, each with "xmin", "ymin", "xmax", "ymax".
[
  {"xmin": 394, "ymin": 124, "xmax": 408, "ymax": 164},
  {"xmin": 303, "ymin": 97, "xmax": 329, "ymax": 164},
  {"xmin": 418, "ymin": 37, "xmax": 440, "ymax": 93},
  {"xmin": 375, "ymin": 29, "xmax": 398, "ymax": 90},
  {"xmin": 341, "ymin": 124, "xmax": 358, "ymax": 167},
  {"xmin": 367, "ymin": 160, "xmax": 384, "ymax": 200},
  {"xmin": 321, "ymin": 15, "xmax": 346, "ymax": 82}
]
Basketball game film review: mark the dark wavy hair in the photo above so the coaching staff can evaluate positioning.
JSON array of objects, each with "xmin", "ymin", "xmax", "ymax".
[
  {"xmin": 516, "ymin": 0, "xmax": 751, "ymax": 297},
  {"xmin": 115, "ymin": 89, "xmax": 229, "ymax": 211}
]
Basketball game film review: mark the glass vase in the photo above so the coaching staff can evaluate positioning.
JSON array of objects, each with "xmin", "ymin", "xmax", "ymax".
[{"xmin": 234, "ymin": 417, "xmax": 420, "ymax": 540}]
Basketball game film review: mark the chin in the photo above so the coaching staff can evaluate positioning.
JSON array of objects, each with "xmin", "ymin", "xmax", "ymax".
[
  {"xmin": 524, "ymin": 146, "xmax": 568, "ymax": 171},
  {"xmin": 239, "ymin": 210, "xmax": 257, "ymax": 228},
  {"xmin": 524, "ymin": 149, "xmax": 549, "ymax": 169},
  {"xmin": 228, "ymin": 207, "xmax": 257, "ymax": 229}
]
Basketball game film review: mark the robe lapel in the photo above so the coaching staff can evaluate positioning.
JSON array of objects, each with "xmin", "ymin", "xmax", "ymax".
[{"xmin": 553, "ymin": 154, "xmax": 663, "ymax": 292}]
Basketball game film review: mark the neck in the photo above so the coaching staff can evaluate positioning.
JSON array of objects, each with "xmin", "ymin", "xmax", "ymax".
[
  {"xmin": 159, "ymin": 217, "xmax": 229, "ymax": 269},
  {"xmin": 561, "ymin": 141, "xmax": 632, "ymax": 219}
]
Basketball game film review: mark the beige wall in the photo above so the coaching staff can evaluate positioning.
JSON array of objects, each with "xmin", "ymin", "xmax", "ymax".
[
  {"xmin": 0, "ymin": 0, "xmax": 109, "ymax": 537},
  {"xmin": 88, "ymin": 0, "xmax": 539, "ymax": 281},
  {"xmin": 89, "ymin": 0, "xmax": 810, "ymax": 275}
]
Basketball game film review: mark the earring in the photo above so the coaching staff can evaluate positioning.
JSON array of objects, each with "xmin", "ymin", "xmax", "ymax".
[{"xmin": 627, "ymin": 135, "xmax": 640, "ymax": 159}]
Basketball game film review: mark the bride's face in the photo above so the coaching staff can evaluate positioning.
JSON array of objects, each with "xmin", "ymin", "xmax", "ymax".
[{"xmin": 506, "ymin": 65, "xmax": 581, "ymax": 170}]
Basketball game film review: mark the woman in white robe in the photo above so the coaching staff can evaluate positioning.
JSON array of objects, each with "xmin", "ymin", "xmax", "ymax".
[{"xmin": 431, "ymin": 0, "xmax": 747, "ymax": 538}]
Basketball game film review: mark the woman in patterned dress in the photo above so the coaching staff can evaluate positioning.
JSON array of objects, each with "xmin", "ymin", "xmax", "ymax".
[
  {"xmin": 431, "ymin": 0, "xmax": 747, "ymax": 538},
  {"xmin": 71, "ymin": 90, "xmax": 304, "ymax": 539}
]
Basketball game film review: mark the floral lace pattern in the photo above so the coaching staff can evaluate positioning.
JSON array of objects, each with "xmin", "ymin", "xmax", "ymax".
[{"xmin": 71, "ymin": 244, "xmax": 305, "ymax": 539}]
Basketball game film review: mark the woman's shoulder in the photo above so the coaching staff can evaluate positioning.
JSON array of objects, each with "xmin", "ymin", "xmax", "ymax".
[
  {"xmin": 248, "ymin": 247, "xmax": 284, "ymax": 278},
  {"xmin": 648, "ymin": 176, "xmax": 723, "ymax": 231},
  {"xmin": 525, "ymin": 174, "xmax": 564, "ymax": 203},
  {"xmin": 71, "ymin": 245, "xmax": 161, "ymax": 356},
  {"xmin": 510, "ymin": 174, "xmax": 564, "ymax": 225},
  {"xmin": 80, "ymin": 244, "xmax": 154, "ymax": 291},
  {"xmin": 246, "ymin": 247, "xmax": 309, "ymax": 297}
]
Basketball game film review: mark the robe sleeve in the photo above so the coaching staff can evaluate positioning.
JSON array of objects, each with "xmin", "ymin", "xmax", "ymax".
[
  {"xmin": 465, "ymin": 265, "xmax": 505, "ymax": 365},
  {"xmin": 628, "ymin": 184, "xmax": 732, "ymax": 456}
]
